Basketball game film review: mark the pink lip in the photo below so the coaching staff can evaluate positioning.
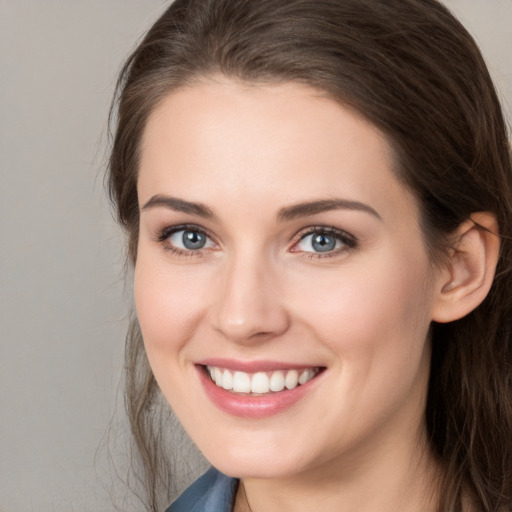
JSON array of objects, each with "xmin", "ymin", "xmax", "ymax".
[{"xmin": 196, "ymin": 362, "xmax": 325, "ymax": 419}]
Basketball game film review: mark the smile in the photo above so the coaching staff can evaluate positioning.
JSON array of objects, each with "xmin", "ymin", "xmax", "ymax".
[
  {"xmin": 206, "ymin": 365, "xmax": 321, "ymax": 395},
  {"xmin": 197, "ymin": 360, "xmax": 326, "ymax": 418}
]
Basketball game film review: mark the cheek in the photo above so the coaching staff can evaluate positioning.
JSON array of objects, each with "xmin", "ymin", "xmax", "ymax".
[
  {"xmin": 291, "ymin": 253, "xmax": 433, "ymax": 361},
  {"xmin": 133, "ymin": 252, "xmax": 209, "ymax": 357},
  {"xmin": 297, "ymin": 256, "xmax": 434, "ymax": 430}
]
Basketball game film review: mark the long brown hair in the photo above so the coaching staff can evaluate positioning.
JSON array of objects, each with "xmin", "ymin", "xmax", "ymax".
[{"xmin": 107, "ymin": 1, "xmax": 512, "ymax": 510}]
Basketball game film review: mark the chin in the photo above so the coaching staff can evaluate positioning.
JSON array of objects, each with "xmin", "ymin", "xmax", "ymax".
[
  {"xmin": 197, "ymin": 434, "xmax": 319, "ymax": 480},
  {"xmin": 210, "ymin": 456, "xmax": 302, "ymax": 480}
]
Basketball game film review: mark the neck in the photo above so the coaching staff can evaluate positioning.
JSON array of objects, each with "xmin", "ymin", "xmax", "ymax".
[{"xmin": 234, "ymin": 429, "xmax": 441, "ymax": 512}]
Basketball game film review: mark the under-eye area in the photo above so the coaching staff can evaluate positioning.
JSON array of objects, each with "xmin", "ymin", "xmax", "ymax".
[{"xmin": 202, "ymin": 365, "xmax": 326, "ymax": 395}]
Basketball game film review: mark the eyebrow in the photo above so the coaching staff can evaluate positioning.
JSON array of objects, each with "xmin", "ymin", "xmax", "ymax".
[
  {"xmin": 141, "ymin": 195, "xmax": 381, "ymax": 222},
  {"xmin": 141, "ymin": 195, "xmax": 216, "ymax": 219},
  {"xmin": 277, "ymin": 198, "xmax": 381, "ymax": 222}
]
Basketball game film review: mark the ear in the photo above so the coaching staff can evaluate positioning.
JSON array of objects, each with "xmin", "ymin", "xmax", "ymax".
[{"xmin": 431, "ymin": 212, "xmax": 500, "ymax": 323}]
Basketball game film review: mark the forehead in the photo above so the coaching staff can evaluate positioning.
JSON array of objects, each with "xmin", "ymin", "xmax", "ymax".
[
  {"xmin": 142, "ymin": 78, "xmax": 386, "ymax": 157},
  {"xmin": 138, "ymin": 78, "xmax": 418, "ymax": 225}
]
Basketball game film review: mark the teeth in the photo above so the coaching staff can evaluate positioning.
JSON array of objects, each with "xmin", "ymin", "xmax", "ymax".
[
  {"xmin": 298, "ymin": 369, "xmax": 312, "ymax": 385},
  {"xmin": 251, "ymin": 372, "xmax": 270, "ymax": 393},
  {"xmin": 222, "ymin": 369, "xmax": 233, "ymax": 390},
  {"xmin": 213, "ymin": 367, "xmax": 223, "ymax": 387},
  {"xmin": 285, "ymin": 369, "xmax": 298, "ymax": 389},
  {"xmin": 269, "ymin": 371, "xmax": 285, "ymax": 392},
  {"xmin": 206, "ymin": 366, "xmax": 319, "ymax": 394},
  {"xmin": 233, "ymin": 371, "xmax": 251, "ymax": 393}
]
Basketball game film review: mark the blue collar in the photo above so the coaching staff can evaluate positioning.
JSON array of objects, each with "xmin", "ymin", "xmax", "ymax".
[{"xmin": 167, "ymin": 467, "xmax": 239, "ymax": 512}]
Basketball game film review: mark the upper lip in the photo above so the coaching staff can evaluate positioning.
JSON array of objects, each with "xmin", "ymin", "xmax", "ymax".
[{"xmin": 196, "ymin": 358, "xmax": 324, "ymax": 373}]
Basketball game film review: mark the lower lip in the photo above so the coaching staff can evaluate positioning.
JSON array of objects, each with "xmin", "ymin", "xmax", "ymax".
[{"xmin": 197, "ymin": 365, "xmax": 323, "ymax": 419}]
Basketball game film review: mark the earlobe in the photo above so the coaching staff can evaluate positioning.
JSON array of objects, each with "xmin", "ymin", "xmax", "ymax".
[{"xmin": 431, "ymin": 212, "xmax": 500, "ymax": 323}]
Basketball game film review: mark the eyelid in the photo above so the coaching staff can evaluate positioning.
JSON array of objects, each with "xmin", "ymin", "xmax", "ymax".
[{"xmin": 157, "ymin": 223, "xmax": 215, "ymax": 239}]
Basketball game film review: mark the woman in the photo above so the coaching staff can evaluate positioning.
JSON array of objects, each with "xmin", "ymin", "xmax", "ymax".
[{"xmin": 107, "ymin": 0, "xmax": 512, "ymax": 510}]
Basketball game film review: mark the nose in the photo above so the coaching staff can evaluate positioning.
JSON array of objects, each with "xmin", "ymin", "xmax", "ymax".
[{"xmin": 209, "ymin": 253, "xmax": 290, "ymax": 344}]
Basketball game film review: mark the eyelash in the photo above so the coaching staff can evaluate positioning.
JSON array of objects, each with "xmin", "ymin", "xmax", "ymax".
[{"xmin": 156, "ymin": 224, "xmax": 357, "ymax": 259}]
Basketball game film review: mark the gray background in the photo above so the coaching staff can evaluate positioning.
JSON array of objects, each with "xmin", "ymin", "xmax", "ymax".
[{"xmin": 1, "ymin": 1, "xmax": 511, "ymax": 511}]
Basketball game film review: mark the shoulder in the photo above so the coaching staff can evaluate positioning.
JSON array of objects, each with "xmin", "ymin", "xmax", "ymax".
[{"xmin": 166, "ymin": 467, "xmax": 239, "ymax": 512}]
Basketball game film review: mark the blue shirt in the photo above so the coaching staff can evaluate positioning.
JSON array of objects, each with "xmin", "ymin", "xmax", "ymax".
[{"xmin": 166, "ymin": 467, "xmax": 239, "ymax": 512}]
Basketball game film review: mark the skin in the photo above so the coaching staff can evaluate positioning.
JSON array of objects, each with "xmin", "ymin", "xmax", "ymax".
[{"xmin": 135, "ymin": 78, "xmax": 448, "ymax": 512}]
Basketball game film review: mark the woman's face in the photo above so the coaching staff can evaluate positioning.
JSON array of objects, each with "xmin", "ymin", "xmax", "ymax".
[{"xmin": 135, "ymin": 78, "xmax": 442, "ymax": 480}]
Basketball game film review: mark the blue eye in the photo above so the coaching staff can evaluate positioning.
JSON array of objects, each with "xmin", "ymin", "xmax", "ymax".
[
  {"xmin": 166, "ymin": 228, "xmax": 214, "ymax": 251},
  {"xmin": 296, "ymin": 229, "xmax": 354, "ymax": 254}
]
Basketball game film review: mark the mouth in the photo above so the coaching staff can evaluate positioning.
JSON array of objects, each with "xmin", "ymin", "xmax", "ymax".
[
  {"xmin": 196, "ymin": 360, "xmax": 326, "ymax": 417},
  {"xmin": 204, "ymin": 365, "xmax": 322, "ymax": 395}
]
